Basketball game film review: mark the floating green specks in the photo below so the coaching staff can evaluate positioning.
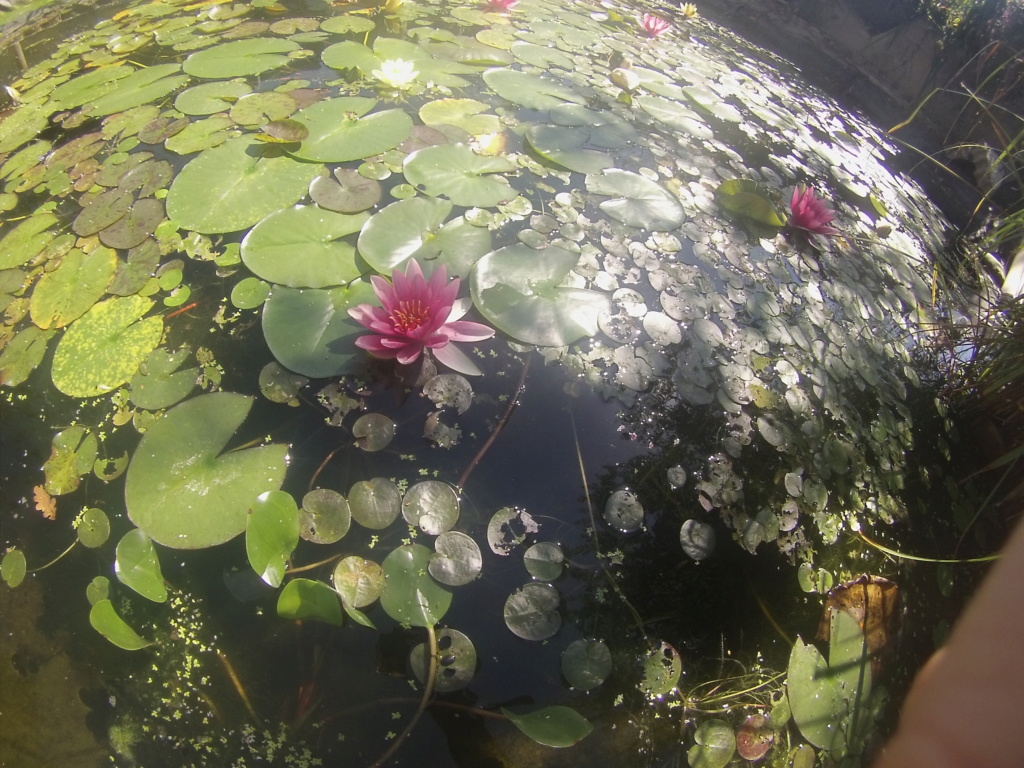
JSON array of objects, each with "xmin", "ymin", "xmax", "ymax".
[{"xmin": 51, "ymin": 296, "xmax": 163, "ymax": 398}]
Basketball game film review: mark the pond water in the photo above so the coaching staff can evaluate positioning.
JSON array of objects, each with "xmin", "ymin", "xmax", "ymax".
[{"xmin": 0, "ymin": 0, "xmax": 977, "ymax": 766}]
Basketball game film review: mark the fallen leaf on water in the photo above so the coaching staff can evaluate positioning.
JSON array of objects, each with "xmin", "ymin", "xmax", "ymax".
[{"xmin": 34, "ymin": 485, "xmax": 57, "ymax": 520}]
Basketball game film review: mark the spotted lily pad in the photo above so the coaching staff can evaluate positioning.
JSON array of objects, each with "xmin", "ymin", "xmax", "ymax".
[
  {"xmin": 124, "ymin": 393, "xmax": 289, "ymax": 549},
  {"xmin": 640, "ymin": 640, "xmax": 683, "ymax": 695},
  {"xmin": 410, "ymin": 627, "xmax": 478, "ymax": 692},
  {"xmin": 470, "ymin": 243, "xmax": 610, "ymax": 346},
  {"xmin": 403, "ymin": 143, "xmax": 515, "ymax": 208},
  {"xmin": 167, "ymin": 136, "xmax": 322, "ymax": 234},
  {"xmin": 287, "ymin": 97, "xmax": 413, "ymax": 163},
  {"xmin": 43, "ymin": 425, "xmax": 98, "ymax": 495},
  {"xmin": 29, "ymin": 247, "xmax": 117, "ymax": 329},
  {"xmin": 182, "ymin": 38, "xmax": 301, "ymax": 78},
  {"xmin": 240, "ymin": 205, "xmax": 368, "ymax": 288},
  {"xmin": 51, "ymin": 295, "xmax": 163, "ymax": 398}
]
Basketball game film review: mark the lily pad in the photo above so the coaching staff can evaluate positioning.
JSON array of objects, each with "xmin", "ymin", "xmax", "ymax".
[
  {"xmin": 125, "ymin": 393, "xmax": 289, "ymax": 549},
  {"xmin": 72, "ymin": 189, "xmax": 132, "ymax": 237},
  {"xmin": 331, "ymin": 555, "xmax": 384, "ymax": 608},
  {"xmin": 240, "ymin": 205, "xmax": 368, "ymax": 288},
  {"xmin": 166, "ymin": 136, "xmax": 322, "ymax": 234},
  {"xmin": 0, "ymin": 326, "xmax": 54, "ymax": 387},
  {"xmin": 182, "ymin": 38, "xmax": 301, "ymax": 78},
  {"xmin": 504, "ymin": 582, "xmax": 561, "ymax": 640},
  {"xmin": 48, "ymin": 64, "xmax": 134, "ymax": 110},
  {"xmin": 114, "ymin": 528, "xmax": 168, "ymax": 602},
  {"xmin": 287, "ymin": 97, "xmax": 413, "ymax": 163},
  {"xmin": 487, "ymin": 506, "xmax": 539, "ymax": 556},
  {"xmin": 29, "ymin": 247, "xmax": 117, "ymax": 329},
  {"xmin": 604, "ymin": 488, "xmax": 644, "ymax": 533},
  {"xmin": 380, "ymin": 543, "xmax": 452, "ymax": 627},
  {"xmin": 680, "ymin": 519, "xmax": 716, "ymax": 562},
  {"xmin": 0, "ymin": 211, "xmax": 59, "ymax": 269},
  {"xmin": 99, "ymin": 198, "xmax": 166, "ymax": 249},
  {"xmin": 410, "ymin": 627, "xmax": 477, "ymax": 692},
  {"xmin": 482, "ymin": 68, "xmax": 586, "ymax": 110},
  {"xmin": 525, "ymin": 125, "xmax": 613, "ymax": 174},
  {"xmin": 42, "ymin": 426, "xmax": 98, "ymax": 495},
  {"xmin": 174, "ymin": 79, "xmax": 253, "ymax": 115},
  {"xmin": 261, "ymin": 281, "xmax": 377, "ymax": 378},
  {"xmin": 51, "ymin": 295, "xmax": 163, "ymax": 398},
  {"xmin": 89, "ymin": 599, "xmax": 152, "ymax": 650},
  {"xmin": 501, "ymin": 706, "xmax": 593, "ymax": 748},
  {"xmin": 548, "ymin": 103, "xmax": 637, "ymax": 148},
  {"xmin": 352, "ymin": 412, "xmax": 396, "ymax": 452},
  {"xmin": 277, "ymin": 578, "xmax": 344, "ymax": 625},
  {"xmin": 309, "ymin": 168, "xmax": 382, "ymax": 214},
  {"xmin": 86, "ymin": 64, "xmax": 191, "ymax": 117},
  {"xmin": 77, "ymin": 508, "xmax": 111, "ymax": 549},
  {"xmin": 349, "ymin": 477, "xmax": 402, "ymax": 530},
  {"xmin": 635, "ymin": 95, "xmax": 714, "ymax": 140},
  {"xmin": 299, "ymin": 488, "xmax": 350, "ymax": 544},
  {"xmin": 1, "ymin": 549, "xmax": 26, "ymax": 588},
  {"xmin": 129, "ymin": 345, "xmax": 199, "ymax": 411},
  {"xmin": 419, "ymin": 98, "xmax": 500, "ymax": 135},
  {"xmin": 640, "ymin": 640, "xmax": 683, "ymax": 695},
  {"xmin": 403, "ymin": 143, "xmax": 515, "ymax": 208},
  {"xmin": 470, "ymin": 243, "xmax": 610, "ymax": 346},
  {"xmin": 163, "ymin": 116, "xmax": 235, "ymax": 155},
  {"xmin": 585, "ymin": 170, "xmax": 685, "ymax": 231},
  {"xmin": 523, "ymin": 542, "xmax": 564, "ymax": 581},
  {"xmin": 246, "ymin": 490, "xmax": 300, "ymax": 588},
  {"xmin": 561, "ymin": 638, "xmax": 612, "ymax": 691},
  {"xmin": 402, "ymin": 480, "xmax": 460, "ymax": 535},
  {"xmin": 429, "ymin": 531, "xmax": 483, "ymax": 586},
  {"xmin": 687, "ymin": 720, "xmax": 736, "ymax": 768},
  {"xmin": 715, "ymin": 179, "xmax": 785, "ymax": 229}
]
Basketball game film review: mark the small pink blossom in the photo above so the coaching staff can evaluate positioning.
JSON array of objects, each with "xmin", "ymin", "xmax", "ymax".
[
  {"xmin": 641, "ymin": 13, "xmax": 671, "ymax": 37},
  {"xmin": 484, "ymin": 0, "xmax": 518, "ymax": 11},
  {"xmin": 348, "ymin": 260, "xmax": 495, "ymax": 376},
  {"xmin": 788, "ymin": 185, "xmax": 840, "ymax": 236}
]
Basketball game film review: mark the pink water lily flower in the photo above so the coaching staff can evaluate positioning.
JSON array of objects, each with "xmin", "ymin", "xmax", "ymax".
[
  {"xmin": 788, "ymin": 185, "xmax": 840, "ymax": 236},
  {"xmin": 348, "ymin": 260, "xmax": 495, "ymax": 376},
  {"xmin": 642, "ymin": 13, "xmax": 671, "ymax": 37},
  {"xmin": 485, "ymin": 0, "xmax": 517, "ymax": 11}
]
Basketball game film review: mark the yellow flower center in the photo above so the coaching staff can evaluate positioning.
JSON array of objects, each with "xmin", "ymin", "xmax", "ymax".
[{"xmin": 391, "ymin": 300, "xmax": 430, "ymax": 332}]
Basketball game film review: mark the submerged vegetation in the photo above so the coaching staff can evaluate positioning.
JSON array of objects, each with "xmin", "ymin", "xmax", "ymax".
[{"xmin": 0, "ymin": 0, "xmax": 1011, "ymax": 766}]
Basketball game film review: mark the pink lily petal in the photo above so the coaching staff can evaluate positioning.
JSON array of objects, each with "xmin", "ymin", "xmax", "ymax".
[{"xmin": 432, "ymin": 342, "xmax": 484, "ymax": 377}]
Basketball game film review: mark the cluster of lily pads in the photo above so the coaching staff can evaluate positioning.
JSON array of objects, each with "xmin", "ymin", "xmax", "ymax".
[{"xmin": 0, "ymin": 0, "xmax": 961, "ymax": 764}]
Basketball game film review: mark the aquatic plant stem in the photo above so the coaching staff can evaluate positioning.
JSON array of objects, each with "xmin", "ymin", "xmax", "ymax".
[
  {"xmin": 858, "ymin": 530, "xmax": 999, "ymax": 564},
  {"xmin": 26, "ymin": 539, "xmax": 77, "ymax": 573},
  {"xmin": 455, "ymin": 355, "xmax": 531, "ymax": 491},
  {"xmin": 216, "ymin": 650, "xmax": 263, "ymax": 726},
  {"xmin": 369, "ymin": 624, "xmax": 438, "ymax": 768}
]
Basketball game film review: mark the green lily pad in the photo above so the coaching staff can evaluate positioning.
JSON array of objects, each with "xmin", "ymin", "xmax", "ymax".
[
  {"xmin": 240, "ymin": 205, "xmax": 368, "ymax": 288},
  {"xmin": 470, "ymin": 243, "xmax": 610, "ymax": 346},
  {"xmin": 114, "ymin": 528, "xmax": 167, "ymax": 602},
  {"xmin": 287, "ymin": 97, "xmax": 412, "ymax": 163},
  {"xmin": 231, "ymin": 277, "xmax": 272, "ymax": 310},
  {"xmin": 48, "ymin": 64, "xmax": 134, "ymax": 110},
  {"xmin": 261, "ymin": 281, "xmax": 377, "ymax": 378},
  {"xmin": 380, "ymin": 543, "xmax": 452, "ymax": 627},
  {"xmin": 299, "ymin": 488, "xmax": 350, "ymax": 544},
  {"xmin": 72, "ymin": 189, "xmax": 133, "ymax": 237},
  {"xmin": 29, "ymin": 246, "xmax": 116, "ymax": 329},
  {"xmin": 0, "ymin": 211, "xmax": 59, "ymax": 269},
  {"xmin": 166, "ymin": 136, "xmax": 322, "ymax": 234},
  {"xmin": 504, "ymin": 582, "xmax": 561, "ymax": 641},
  {"xmin": 349, "ymin": 477, "xmax": 402, "ymax": 530},
  {"xmin": 182, "ymin": 38, "xmax": 301, "ymax": 78},
  {"xmin": 174, "ymin": 79, "xmax": 253, "ymax": 115},
  {"xmin": 501, "ymin": 706, "xmax": 593, "ymax": 748},
  {"xmin": 321, "ymin": 40, "xmax": 380, "ymax": 74},
  {"xmin": 0, "ymin": 104, "xmax": 51, "ymax": 155},
  {"xmin": 246, "ymin": 490, "xmax": 300, "ymax": 588},
  {"xmin": 86, "ymin": 64, "xmax": 191, "ymax": 117},
  {"xmin": 548, "ymin": 103, "xmax": 637, "ymax": 148},
  {"xmin": 231, "ymin": 92, "xmax": 300, "ymax": 126},
  {"xmin": 129, "ymin": 345, "xmax": 199, "ymax": 411},
  {"xmin": 320, "ymin": 16, "xmax": 375, "ymax": 34},
  {"xmin": 51, "ymin": 295, "xmax": 163, "ymax": 398},
  {"xmin": 125, "ymin": 393, "xmax": 289, "ymax": 549},
  {"xmin": 164, "ymin": 115, "xmax": 235, "ymax": 155},
  {"xmin": 0, "ymin": 326, "xmax": 55, "ymax": 387},
  {"xmin": 331, "ymin": 555, "xmax": 384, "ymax": 609},
  {"xmin": 687, "ymin": 720, "xmax": 736, "ymax": 768},
  {"xmin": 357, "ymin": 197, "xmax": 491, "ymax": 278},
  {"xmin": 352, "ymin": 412, "xmax": 396, "ymax": 452},
  {"xmin": 403, "ymin": 143, "xmax": 515, "ymax": 208},
  {"xmin": 100, "ymin": 198, "xmax": 166, "ymax": 249},
  {"xmin": 419, "ymin": 98, "xmax": 500, "ymax": 135},
  {"xmin": 277, "ymin": 578, "xmax": 344, "ymax": 625},
  {"xmin": 42, "ymin": 425, "xmax": 98, "ymax": 495},
  {"xmin": 640, "ymin": 640, "xmax": 683, "ymax": 695},
  {"xmin": 523, "ymin": 542, "xmax": 564, "ymax": 581},
  {"xmin": 410, "ymin": 627, "xmax": 477, "ymax": 692},
  {"xmin": 525, "ymin": 124, "xmax": 613, "ymax": 174},
  {"xmin": 585, "ymin": 170, "xmax": 685, "ymax": 231},
  {"xmin": 402, "ymin": 480, "xmax": 459, "ymax": 535},
  {"xmin": 309, "ymin": 168, "xmax": 382, "ymax": 214},
  {"xmin": 90, "ymin": 599, "xmax": 152, "ymax": 650},
  {"xmin": 715, "ymin": 179, "xmax": 785, "ymax": 230},
  {"xmin": 77, "ymin": 508, "xmax": 111, "ymax": 549},
  {"xmin": 1, "ymin": 549, "xmax": 26, "ymax": 588},
  {"xmin": 482, "ymin": 68, "xmax": 586, "ymax": 110},
  {"xmin": 428, "ymin": 530, "xmax": 482, "ymax": 586},
  {"xmin": 510, "ymin": 41, "xmax": 574, "ymax": 69},
  {"xmin": 635, "ymin": 95, "xmax": 714, "ymax": 140},
  {"xmin": 561, "ymin": 638, "xmax": 612, "ymax": 691}
]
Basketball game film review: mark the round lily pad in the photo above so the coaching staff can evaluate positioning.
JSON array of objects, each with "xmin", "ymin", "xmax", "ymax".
[
  {"xmin": 0, "ymin": 211, "xmax": 59, "ymax": 269},
  {"xmin": 380, "ymin": 543, "xmax": 452, "ymax": 627},
  {"xmin": 349, "ymin": 477, "xmax": 402, "ymax": 530},
  {"xmin": 299, "ymin": 488, "xmax": 350, "ymax": 544},
  {"xmin": 29, "ymin": 247, "xmax": 117, "ymax": 329},
  {"xmin": 680, "ymin": 519, "xmax": 716, "ymax": 562},
  {"xmin": 403, "ymin": 143, "xmax": 515, "ymax": 208},
  {"xmin": 352, "ymin": 413, "xmax": 396, "ymax": 452},
  {"xmin": 0, "ymin": 326, "xmax": 55, "ymax": 387},
  {"xmin": 332, "ymin": 555, "xmax": 384, "ymax": 608},
  {"xmin": 525, "ymin": 125, "xmax": 613, "ymax": 174},
  {"xmin": 125, "ymin": 393, "xmax": 288, "ymax": 549},
  {"xmin": 240, "ymin": 205, "xmax": 368, "ymax": 288},
  {"xmin": 429, "ymin": 531, "xmax": 483, "ymax": 586},
  {"xmin": 86, "ymin": 64, "xmax": 191, "ymax": 117},
  {"xmin": 402, "ymin": 480, "xmax": 460, "ymax": 535},
  {"xmin": 640, "ymin": 640, "xmax": 683, "ymax": 695},
  {"xmin": 166, "ymin": 136, "xmax": 322, "ymax": 234},
  {"xmin": 77, "ymin": 508, "xmax": 111, "ymax": 549},
  {"xmin": 549, "ymin": 103, "xmax": 637, "ymax": 148},
  {"xmin": 410, "ymin": 627, "xmax": 477, "ymax": 692},
  {"xmin": 419, "ymin": 98, "xmax": 500, "ymax": 135},
  {"xmin": 585, "ymin": 170, "xmax": 686, "ymax": 231},
  {"xmin": 470, "ymin": 243, "xmax": 610, "ymax": 346},
  {"xmin": 604, "ymin": 488, "xmax": 644, "ymax": 533},
  {"xmin": 99, "ymin": 198, "xmax": 166, "ymax": 249},
  {"xmin": 523, "ymin": 542, "xmax": 564, "ymax": 581},
  {"xmin": 482, "ymin": 68, "xmax": 586, "ymax": 110},
  {"xmin": 48, "ymin": 64, "xmax": 134, "ymax": 110},
  {"xmin": 287, "ymin": 97, "xmax": 413, "ymax": 163},
  {"xmin": 687, "ymin": 719, "xmax": 736, "ymax": 768},
  {"xmin": 128, "ymin": 345, "xmax": 199, "ymax": 411},
  {"xmin": 504, "ymin": 582, "xmax": 561, "ymax": 641},
  {"xmin": 309, "ymin": 168, "xmax": 382, "ymax": 213},
  {"xmin": 561, "ymin": 638, "xmax": 612, "ymax": 691},
  {"xmin": 51, "ymin": 296, "xmax": 163, "ymax": 398},
  {"xmin": 182, "ymin": 38, "xmax": 301, "ymax": 78},
  {"xmin": 174, "ymin": 79, "xmax": 253, "ymax": 115},
  {"xmin": 487, "ymin": 506, "xmax": 539, "ymax": 556}
]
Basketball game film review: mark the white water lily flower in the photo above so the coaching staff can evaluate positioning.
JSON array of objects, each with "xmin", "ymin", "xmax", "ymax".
[{"xmin": 372, "ymin": 59, "xmax": 419, "ymax": 89}]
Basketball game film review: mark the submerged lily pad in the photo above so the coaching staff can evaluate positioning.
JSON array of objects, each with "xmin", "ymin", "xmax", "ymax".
[
  {"xmin": 51, "ymin": 295, "xmax": 163, "ymax": 398},
  {"xmin": 471, "ymin": 243, "xmax": 610, "ymax": 346},
  {"xmin": 240, "ymin": 205, "xmax": 368, "ymax": 288},
  {"xmin": 403, "ymin": 143, "xmax": 515, "ymax": 208},
  {"xmin": 561, "ymin": 638, "xmax": 612, "ymax": 691},
  {"xmin": 125, "ymin": 393, "xmax": 288, "ymax": 549},
  {"xmin": 166, "ymin": 136, "xmax": 322, "ymax": 234}
]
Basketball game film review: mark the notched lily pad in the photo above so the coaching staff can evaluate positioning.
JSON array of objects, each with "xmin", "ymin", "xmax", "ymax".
[
  {"xmin": 299, "ymin": 488, "xmax": 351, "ymax": 544},
  {"xmin": 429, "ymin": 530, "xmax": 483, "ymax": 586},
  {"xmin": 410, "ymin": 627, "xmax": 477, "ymax": 692},
  {"xmin": 402, "ymin": 480, "xmax": 460, "ymax": 535},
  {"xmin": 504, "ymin": 582, "xmax": 561, "ymax": 641}
]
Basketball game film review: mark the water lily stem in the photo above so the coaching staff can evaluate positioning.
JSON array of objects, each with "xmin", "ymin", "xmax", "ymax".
[
  {"xmin": 285, "ymin": 552, "xmax": 344, "ymax": 576},
  {"xmin": 27, "ymin": 539, "xmax": 77, "ymax": 573},
  {"xmin": 369, "ymin": 624, "xmax": 438, "ymax": 768},
  {"xmin": 858, "ymin": 530, "xmax": 999, "ymax": 564},
  {"xmin": 216, "ymin": 650, "xmax": 263, "ymax": 726},
  {"xmin": 456, "ymin": 355, "xmax": 531, "ymax": 491}
]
